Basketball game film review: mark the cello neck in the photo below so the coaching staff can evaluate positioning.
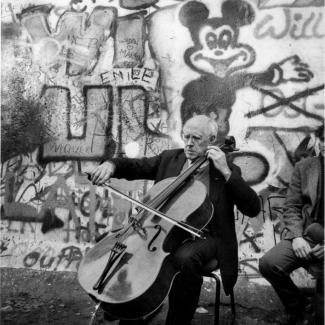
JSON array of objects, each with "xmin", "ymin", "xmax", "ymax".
[{"xmin": 148, "ymin": 156, "xmax": 207, "ymax": 209}]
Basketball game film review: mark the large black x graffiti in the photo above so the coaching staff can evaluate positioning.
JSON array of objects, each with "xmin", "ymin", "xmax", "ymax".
[{"xmin": 245, "ymin": 84, "xmax": 324, "ymax": 120}]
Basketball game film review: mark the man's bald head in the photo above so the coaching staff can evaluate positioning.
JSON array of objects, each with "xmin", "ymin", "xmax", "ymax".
[{"xmin": 183, "ymin": 115, "xmax": 218, "ymax": 141}]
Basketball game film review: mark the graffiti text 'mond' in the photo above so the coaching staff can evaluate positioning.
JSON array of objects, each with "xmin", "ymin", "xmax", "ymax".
[{"xmin": 40, "ymin": 85, "xmax": 114, "ymax": 162}]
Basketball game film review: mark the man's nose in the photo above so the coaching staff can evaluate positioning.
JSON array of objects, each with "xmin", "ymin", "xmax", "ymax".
[{"xmin": 185, "ymin": 137, "xmax": 195, "ymax": 145}]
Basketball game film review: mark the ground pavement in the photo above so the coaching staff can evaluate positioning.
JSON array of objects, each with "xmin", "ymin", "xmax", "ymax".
[{"xmin": 0, "ymin": 267, "xmax": 315, "ymax": 325}]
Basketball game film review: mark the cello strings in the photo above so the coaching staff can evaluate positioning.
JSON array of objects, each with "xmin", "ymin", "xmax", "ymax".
[
  {"xmin": 103, "ymin": 183, "xmax": 204, "ymax": 238},
  {"xmin": 148, "ymin": 156, "xmax": 207, "ymax": 208}
]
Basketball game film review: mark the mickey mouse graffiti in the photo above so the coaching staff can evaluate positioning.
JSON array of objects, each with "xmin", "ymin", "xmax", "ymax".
[{"xmin": 179, "ymin": 0, "xmax": 313, "ymax": 142}]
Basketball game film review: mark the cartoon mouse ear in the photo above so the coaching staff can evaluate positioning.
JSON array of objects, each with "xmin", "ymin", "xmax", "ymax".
[
  {"xmin": 179, "ymin": 1, "xmax": 210, "ymax": 28},
  {"xmin": 221, "ymin": 0, "xmax": 255, "ymax": 27}
]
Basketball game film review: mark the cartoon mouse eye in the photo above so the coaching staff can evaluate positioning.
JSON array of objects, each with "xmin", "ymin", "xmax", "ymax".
[
  {"xmin": 219, "ymin": 30, "xmax": 232, "ymax": 50},
  {"xmin": 206, "ymin": 32, "xmax": 218, "ymax": 50}
]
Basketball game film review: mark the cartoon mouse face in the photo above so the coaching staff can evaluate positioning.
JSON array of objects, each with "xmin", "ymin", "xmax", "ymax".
[
  {"xmin": 180, "ymin": 0, "xmax": 256, "ymax": 78},
  {"xmin": 189, "ymin": 23, "xmax": 254, "ymax": 78}
]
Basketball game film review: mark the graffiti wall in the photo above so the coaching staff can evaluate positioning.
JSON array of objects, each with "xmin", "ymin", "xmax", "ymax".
[{"xmin": 1, "ymin": 0, "xmax": 324, "ymax": 286}]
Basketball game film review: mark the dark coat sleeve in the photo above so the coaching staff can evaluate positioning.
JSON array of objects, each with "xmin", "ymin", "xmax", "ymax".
[
  {"xmin": 225, "ymin": 164, "xmax": 260, "ymax": 217},
  {"xmin": 109, "ymin": 152, "xmax": 163, "ymax": 181},
  {"xmin": 281, "ymin": 162, "xmax": 305, "ymax": 239}
]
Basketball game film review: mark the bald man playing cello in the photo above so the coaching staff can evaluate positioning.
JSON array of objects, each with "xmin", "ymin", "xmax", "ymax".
[{"xmin": 90, "ymin": 115, "xmax": 260, "ymax": 325}]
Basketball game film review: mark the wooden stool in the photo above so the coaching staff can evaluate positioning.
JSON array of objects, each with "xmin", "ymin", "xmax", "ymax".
[{"xmin": 201, "ymin": 259, "xmax": 236, "ymax": 325}]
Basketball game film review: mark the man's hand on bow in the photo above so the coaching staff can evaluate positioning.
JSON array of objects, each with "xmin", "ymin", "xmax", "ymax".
[{"xmin": 90, "ymin": 161, "xmax": 116, "ymax": 185}]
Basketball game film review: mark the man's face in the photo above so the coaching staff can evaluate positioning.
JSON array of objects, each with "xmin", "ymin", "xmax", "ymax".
[{"xmin": 182, "ymin": 121, "xmax": 210, "ymax": 161}]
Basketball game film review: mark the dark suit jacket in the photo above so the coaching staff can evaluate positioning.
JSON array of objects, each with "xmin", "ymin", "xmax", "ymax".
[
  {"xmin": 111, "ymin": 149, "xmax": 260, "ymax": 294},
  {"xmin": 282, "ymin": 155, "xmax": 323, "ymax": 240}
]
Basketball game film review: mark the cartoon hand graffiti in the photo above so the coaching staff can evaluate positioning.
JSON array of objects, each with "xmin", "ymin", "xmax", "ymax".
[{"xmin": 273, "ymin": 55, "xmax": 313, "ymax": 83}]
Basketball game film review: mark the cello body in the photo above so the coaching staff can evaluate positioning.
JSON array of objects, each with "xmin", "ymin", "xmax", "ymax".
[{"xmin": 78, "ymin": 177, "xmax": 213, "ymax": 320}]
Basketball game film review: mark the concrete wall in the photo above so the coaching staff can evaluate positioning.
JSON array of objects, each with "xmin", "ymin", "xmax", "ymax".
[{"xmin": 1, "ymin": 0, "xmax": 324, "ymax": 286}]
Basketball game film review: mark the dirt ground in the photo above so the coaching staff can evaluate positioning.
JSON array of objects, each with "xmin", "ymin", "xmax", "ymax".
[{"xmin": 0, "ymin": 267, "xmax": 312, "ymax": 325}]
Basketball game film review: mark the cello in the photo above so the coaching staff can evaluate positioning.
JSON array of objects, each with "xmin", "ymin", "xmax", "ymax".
[{"xmin": 78, "ymin": 139, "xmax": 236, "ymax": 321}]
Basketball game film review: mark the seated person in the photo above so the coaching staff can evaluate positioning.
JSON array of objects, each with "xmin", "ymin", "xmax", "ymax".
[
  {"xmin": 90, "ymin": 115, "xmax": 260, "ymax": 325},
  {"xmin": 259, "ymin": 124, "xmax": 324, "ymax": 325}
]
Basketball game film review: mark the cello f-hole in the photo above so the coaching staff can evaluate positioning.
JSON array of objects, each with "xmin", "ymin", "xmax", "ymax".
[{"xmin": 148, "ymin": 225, "xmax": 162, "ymax": 252}]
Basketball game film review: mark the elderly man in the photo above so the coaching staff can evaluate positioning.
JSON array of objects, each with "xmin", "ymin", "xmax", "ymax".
[
  {"xmin": 90, "ymin": 115, "xmax": 260, "ymax": 325},
  {"xmin": 259, "ymin": 124, "xmax": 324, "ymax": 325}
]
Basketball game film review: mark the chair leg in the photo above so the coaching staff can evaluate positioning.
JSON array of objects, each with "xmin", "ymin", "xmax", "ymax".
[
  {"xmin": 230, "ymin": 290, "xmax": 236, "ymax": 324},
  {"xmin": 208, "ymin": 273, "xmax": 221, "ymax": 325},
  {"xmin": 230, "ymin": 290, "xmax": 235, "ymax": 315}
]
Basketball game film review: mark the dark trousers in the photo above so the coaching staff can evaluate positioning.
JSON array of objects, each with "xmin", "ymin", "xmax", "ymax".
[
  {"xmin": 118, "ymin": 235, "xmax": 218, "ymax": 325},
  {"xmin": 259, "ymin": 239, "xmax": 324, "ymax": 323},
  {"xmin": 165, "ymin": 235, "xmax": 218, "ymax": 325}
]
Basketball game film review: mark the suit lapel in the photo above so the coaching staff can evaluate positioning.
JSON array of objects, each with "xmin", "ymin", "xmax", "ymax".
[{"xmin": 168, "ymin": 151, "xmax": 187, "ymax": 178}]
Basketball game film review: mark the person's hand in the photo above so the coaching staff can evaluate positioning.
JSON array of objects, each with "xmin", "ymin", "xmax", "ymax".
[
  {"xmin": 292, "ymin": 237, "xmax": 312, "ymax": 260},
  {"xmin": 310, "ymin": 244, "xmax": 324, "ymax": 260},
  {"xmin": 90, "ymin": 161, "xmax": 115, "ymax": 185},
  {"xmin": 206, "ymin": 146, "xmax": 231, "ymax": 181}
]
